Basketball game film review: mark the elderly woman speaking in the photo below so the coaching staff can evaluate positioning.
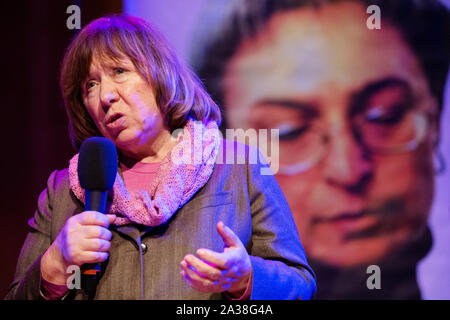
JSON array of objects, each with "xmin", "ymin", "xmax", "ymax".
[{"xmin": 6, "ymin": 15, "xmax": 316, "ymax": 300}]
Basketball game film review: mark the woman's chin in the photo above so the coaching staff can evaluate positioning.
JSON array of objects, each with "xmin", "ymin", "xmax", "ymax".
[
  {"xmin": 110, "ymin": 131, "xmax": 139, "ymax": 150},
  {"xmin": 308, "ymin": 231, "xmax": 413, "ymax": 268}
]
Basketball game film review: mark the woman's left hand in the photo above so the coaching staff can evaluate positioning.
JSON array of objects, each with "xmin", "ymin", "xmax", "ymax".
[{"xmin": 180, "ymin": 221, "xmax": 252, "ymax": 297}]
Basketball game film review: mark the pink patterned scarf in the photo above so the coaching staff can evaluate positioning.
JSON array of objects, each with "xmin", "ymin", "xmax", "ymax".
[{"xmin": 68, "ymin": 119, "xmax": 221, "ymax": 226}]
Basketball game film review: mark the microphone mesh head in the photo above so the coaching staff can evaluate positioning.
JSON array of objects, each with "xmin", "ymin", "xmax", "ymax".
[{"xmin": 78, "ymin": 137, "xmax": 118, "ymax": 191}]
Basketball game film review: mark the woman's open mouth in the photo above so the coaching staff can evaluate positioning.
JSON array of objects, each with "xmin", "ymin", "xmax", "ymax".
[{"xmin": 106, "ymin": 112, "xmax": 126, "ymax": 129}]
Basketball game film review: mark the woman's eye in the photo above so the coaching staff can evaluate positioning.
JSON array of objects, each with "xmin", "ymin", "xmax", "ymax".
[
  {"xmin": 277, "ymin": 123, "xmax": 310, "ymax": 141},
  {"xmin": 365, "ymin": 104, "xmax": 408, "ymax": 125},
  {"xmin": 86, "ymin": 81, "xmax": 96, "ymax": 90},
  {"xmin": 115, "ymin": 67, "xmax": 126, "ymax": 75}
]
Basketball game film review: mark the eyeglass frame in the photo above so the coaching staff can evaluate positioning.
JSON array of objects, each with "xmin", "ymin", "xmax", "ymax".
[{"xmin": 276, "ymin": 105, "xmax": 438, "ymax": 176}]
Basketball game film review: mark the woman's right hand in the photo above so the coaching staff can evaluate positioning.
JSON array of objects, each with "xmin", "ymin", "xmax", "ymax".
[{"xmin": 41, "ymin": 211, "xmax": 116, "ymax": 285}]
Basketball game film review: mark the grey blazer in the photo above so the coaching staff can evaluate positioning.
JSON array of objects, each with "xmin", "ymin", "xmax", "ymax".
[{"xmin": 6, "ymin": 140, "xmax": 316, "ymax": 300}]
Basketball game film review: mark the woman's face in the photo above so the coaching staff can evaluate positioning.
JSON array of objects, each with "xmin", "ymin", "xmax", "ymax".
[
  {"xmin": 224, "ymin": 2, "xmax": 436, "ymax": 266},
  {"xmin": 82, "ymin": 54, "xmax": 169, "ymax": 158}
]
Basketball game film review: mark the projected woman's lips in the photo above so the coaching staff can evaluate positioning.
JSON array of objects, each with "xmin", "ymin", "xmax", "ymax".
[
  {"xmin": 311, "ymin": 199, "xmax": 404, "ymax": 240},
  {"xmin": 313, "ymin": 211, "xmax": 379, "ymax": 238}
]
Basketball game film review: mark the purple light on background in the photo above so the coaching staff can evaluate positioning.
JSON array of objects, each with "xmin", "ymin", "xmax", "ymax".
[{"xmin": 123, "ymin": 0, "xmax": 208, "ymax": 63}]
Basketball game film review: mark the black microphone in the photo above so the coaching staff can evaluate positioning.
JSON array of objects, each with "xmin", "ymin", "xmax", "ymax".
[{"xmin": 77, "ymin": 137, "xmax": 117, "ymax": 298}]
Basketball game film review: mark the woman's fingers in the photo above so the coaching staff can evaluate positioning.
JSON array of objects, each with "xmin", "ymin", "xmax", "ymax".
[
  {"xmin": 179, "ymin": 223, "xmax": 251, "ymax": 294},
  {"xmin": 196, "ymin": 248, "xmax": 228, "ymax": 269},
  {"xmin": 78, "ymin": 211, "xmax": 112, "ymax": 227},
  {"xmin": 216, "ymin": 221, "xmax": 242, "ymax": 248},
  {"xmin": 180, "ymin": 260, "xmax": 232, "ymax": 293},
  {"xmin": 84, "ymin": 225, "xmax": 112, "ymax": 240},
  {"xmin": 82, "ymin": 238, "xmax": 111, "ymax": 252},
  {"xmin": 56, "ymin": 211, "xmax": 115, "ymax": 267},
  {"xmin": 196, "ymin": 248, "xmax": 243, "ymax": 276},
  {"xmin": 82, "ymin": 251, "xmax": 109, "ymax": 263},
  {"xmin": 184, "ymin": 254, "xmax": 227, "ymax": 281}
]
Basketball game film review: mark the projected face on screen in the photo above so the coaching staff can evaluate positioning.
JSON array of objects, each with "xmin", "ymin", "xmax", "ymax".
[{"xmin": 223, "ymin": 2, "xmax": 437, "ymax": 266}]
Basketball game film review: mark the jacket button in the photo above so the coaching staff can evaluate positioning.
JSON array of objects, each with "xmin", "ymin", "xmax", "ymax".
[{"xmin": 141, "ymin": 242, "xmax": 148, "ymax": 254}]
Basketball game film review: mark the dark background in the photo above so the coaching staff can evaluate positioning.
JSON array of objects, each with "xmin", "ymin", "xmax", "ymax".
[{"xmin": 0, "ymin": 0, "xmax": 122, "ymax": 299}]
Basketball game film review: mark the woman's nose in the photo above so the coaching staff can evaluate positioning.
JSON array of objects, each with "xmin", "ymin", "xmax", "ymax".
[
  {"xmin": 100, "ymin": 81, "xmax": 119, "ymax": 109},
  {"xmin": 322, "ymin": 128, "xmax": 374, "ymax": 194}
]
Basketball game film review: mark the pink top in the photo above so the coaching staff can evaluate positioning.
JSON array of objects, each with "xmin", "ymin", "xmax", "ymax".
[
  {"xmin": 41, "ymin": 161, "xmax": 251, "ymax": 299},
  {"xmin": 120, "ymin": 161, "xmax": 161, "ymax": 193}
]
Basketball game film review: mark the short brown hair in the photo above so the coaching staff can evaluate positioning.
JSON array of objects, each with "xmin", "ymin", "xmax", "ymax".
[{"xmin": 60, "ymin": 14, "xmax": 221, "ymax": 150}]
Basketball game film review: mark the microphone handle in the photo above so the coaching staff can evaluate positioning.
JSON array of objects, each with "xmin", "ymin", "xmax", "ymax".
[
  {"xmin": 86, "ymin": 190, "xmax": 108, "ymax": 213},
  {"xmin": 81, "ymin": 190, "xmax": 108, "ymax": 298}
]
